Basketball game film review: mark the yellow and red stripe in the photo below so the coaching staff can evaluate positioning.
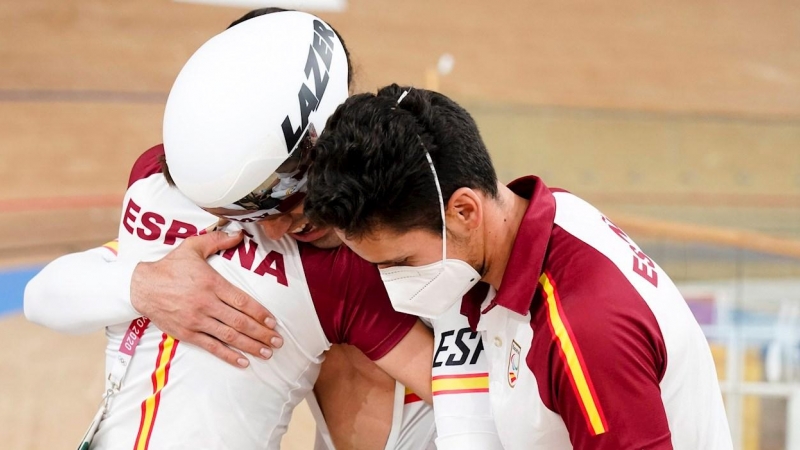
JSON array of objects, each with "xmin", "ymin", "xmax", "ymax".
[
  {"xmin": 539, "ymin": 272, "xmax": 608, "ymax": 436},
  {"xmin": 432, "ymin": 372, "xmax": 489, "ymax": 396},
  {"xmin": 133, "ymin": 333, "xmax": 179, "ymax": 450},
  {"xmin": 102, "ymin": 239, "xmax": 119, "ymax": 256},
  {"xmin": 404, "ymin": 387, "xmax": 423, "ymax": 404}
]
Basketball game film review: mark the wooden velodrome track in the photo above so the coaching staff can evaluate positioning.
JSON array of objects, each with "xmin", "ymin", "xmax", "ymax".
[{"xmin": 1, "ymin": 0, "xmax": 799, "ymax": 448}]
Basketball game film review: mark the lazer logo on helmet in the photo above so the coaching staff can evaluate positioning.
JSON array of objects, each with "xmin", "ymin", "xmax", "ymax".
[{"xmin": 281, "ymin": 20, "xmax": 336, "ymax": 154}]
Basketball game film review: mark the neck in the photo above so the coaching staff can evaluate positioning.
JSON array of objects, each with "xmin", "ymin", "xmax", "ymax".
[{"xmin": 480, "ymin": 182, "xmax": 528, "ymax": 289}]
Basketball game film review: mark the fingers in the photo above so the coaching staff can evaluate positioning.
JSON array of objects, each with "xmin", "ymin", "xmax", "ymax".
[
  {"xmin": 200, "ymin": 280, "xmax": 285, "ymax": 363},
  {"xmin": 216, "ymin": 281, "xmax": 276, "ymax": 327},
  {"xmin": 186, "ymin": 332, "xmax": 251, "ymax": 368},
  {"xmin": 131, "ymin": 229, "xmax": 287, "ymax": 366},
  {"xmin": 205, "ymin": 301, "xmax": 283, "ymax": 354},
  {"xmin": 202, "ymin": 317, "xmax": 281, "ymax": 361},
  {"xmin": 182, "ymin": 230, "xmax": 244, "ymax": 258}
]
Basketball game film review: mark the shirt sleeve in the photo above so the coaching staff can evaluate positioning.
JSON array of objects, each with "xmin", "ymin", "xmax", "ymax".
[
  {"xmin": 24, "ymin": 145, "xmax": 165, "ymax": 335},
  {"xmin": 299, "ymin": 243, "xmax": 417, "ymax": 360},
  {"xmin": 23, "ymin": 241, "xmax": 140, "ymax": 333},
  {"xmin": 431, "ymin": 304, "xmax": 503, "ymax": 450},
  {"xmin": 537, "ymin": 279, "xmax": 673, "ymax": 449}
]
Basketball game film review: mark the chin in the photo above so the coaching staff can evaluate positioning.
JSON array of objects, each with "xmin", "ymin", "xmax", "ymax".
[
  {"xmin": 289, "ymin": 225, "xmax": 342, "ymax": 248},
  {"xmin": 309, "ymin": 233, "xmax": 344, "ymax": 249}
]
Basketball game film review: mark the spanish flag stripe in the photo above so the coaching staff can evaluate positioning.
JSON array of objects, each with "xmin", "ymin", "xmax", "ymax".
[
  {"xmin": 433, "ymin": 388, "xmax": 489, "ymax": 396},
  {"xmin": 132, "ymin": 337, "xmax": 164, "ymax": 450},
  {"xmin": 102, "ymin": 240, "xmax": 119, "ymax": 256},
  {"xmin": 555, "ymin": 276, "xmax": 610, "ymax": 431},
  {"xmin": 539, "ymin": 272, "xmax": 608, "ymax": 436},
  {"xmin": 404, "ymin": 392, "xmax": 423, "ymax": 404},
  {"xmin": 133, "ymin": 401, "xmax": 148, "ymax": 450},
  {"xmin": 431, "ymin": 373, "xmax": 489, "ymax": 395},
  {"xmin": 432, "ymin": 372, "xmax": 489, "ymax": 381},
  {"xmin": 133, "ymin": 334, "xmax": 178, "ymax": 450},
  {"xmin": 403, "ymin": 387, "xmax": 423, "ymax": 403},
  {"xmin": 553, "ymin": 280, "xmax": 610, "ymax": 431},
  {"xmin": 162, "ymin": 336, "xmax": 179, "ymax": 386},
  {"xmin": 144, "ymin": 392, "xmax": 162, "ymax": 449}
]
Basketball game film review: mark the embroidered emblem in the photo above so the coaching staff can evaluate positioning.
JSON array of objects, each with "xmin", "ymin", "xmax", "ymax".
[{"xmin": 508, "ymin": 340, "xmax": 521, "ymax": 387}]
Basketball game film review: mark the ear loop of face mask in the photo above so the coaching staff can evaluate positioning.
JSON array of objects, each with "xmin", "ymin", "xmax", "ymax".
[{"xmin": 397, "ymin": 88, "xmax": 447, "ymax": 267}]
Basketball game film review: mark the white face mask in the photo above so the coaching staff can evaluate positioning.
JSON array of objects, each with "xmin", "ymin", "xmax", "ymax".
[
  {"xmin": 380, "ymin": 257, "xmax": 481, "ymax": 319},
  {"xmin": 378, "ymin": 133, "xmax": 482, "ymax": 319}
]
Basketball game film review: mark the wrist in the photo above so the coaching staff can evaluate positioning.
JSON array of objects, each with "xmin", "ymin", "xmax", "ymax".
[{"xmin": 128, "ymin": 261, "xmax": 149, "ymax": 316}]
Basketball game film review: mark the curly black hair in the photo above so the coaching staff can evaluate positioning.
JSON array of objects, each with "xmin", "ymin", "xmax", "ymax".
[{"xmin": 305, "ymin": 84, "xmax": 498, "ymax": 239}]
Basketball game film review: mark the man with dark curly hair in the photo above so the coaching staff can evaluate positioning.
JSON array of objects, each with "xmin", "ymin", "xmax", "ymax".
[{"xmin": 304, "ymin": 84, "xmax": 733, "ymax": 449}]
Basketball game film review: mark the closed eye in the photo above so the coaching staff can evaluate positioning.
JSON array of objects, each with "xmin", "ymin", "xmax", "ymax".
[{"xmin": 374, "ymin": 257, "xmax": 410, "ymax": 270}]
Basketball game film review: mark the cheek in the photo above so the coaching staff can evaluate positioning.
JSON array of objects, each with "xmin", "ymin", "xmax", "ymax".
[
  {"xmin": 260, "ymin": 215, "xmax": 291, "ymax": 232},
  {"xmin": 391, "ymin": 234, "xmax": 443, "ymax": 265},
  {"xmin": 289, "ymin": 212, "xmax": 309, "ymax": 226}
]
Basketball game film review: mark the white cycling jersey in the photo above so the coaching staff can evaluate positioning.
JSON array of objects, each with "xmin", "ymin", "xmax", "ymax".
[
  {"xmin": 93, "ymin": 146, "xmax": 418, "ymax": 449},
  {"xmin": 25, "ymin": 145, "xmax": 503, "ymax": 450}
]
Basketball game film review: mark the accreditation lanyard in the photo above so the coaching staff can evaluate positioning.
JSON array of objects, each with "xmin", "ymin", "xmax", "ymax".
[{"xmin": 77, "ymin": 317, "xmax": 151, "ymax": 450}]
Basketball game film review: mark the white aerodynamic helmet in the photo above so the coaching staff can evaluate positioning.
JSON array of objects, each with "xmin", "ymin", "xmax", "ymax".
[{"xmin": 163, "ymin": 11, "xmax": 349, "ymax": 222}]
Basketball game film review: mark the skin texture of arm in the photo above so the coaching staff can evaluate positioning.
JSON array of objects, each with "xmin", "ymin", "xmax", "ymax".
[
  {"xmin": 313, "ymin": 344, "xmax": 395, "ymax": 450},
  {"xmin": 373, "ymin": 320, "xmax": 434, "ymax": 404}
]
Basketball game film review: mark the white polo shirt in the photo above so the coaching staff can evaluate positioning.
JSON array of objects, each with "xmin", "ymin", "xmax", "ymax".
[{"xmin": 461, "ymin": 177, "xmax": 732, "ymax": 449}]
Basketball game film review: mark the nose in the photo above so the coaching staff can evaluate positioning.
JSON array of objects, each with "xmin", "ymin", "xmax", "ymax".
[{"xmin": 260, "ymin": 215, "xmax": 293, "ymax": 240}]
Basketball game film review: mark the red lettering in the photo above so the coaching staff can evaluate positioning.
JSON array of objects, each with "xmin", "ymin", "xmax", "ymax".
[
  {"xmin": 254, "ymin": 250, "xmax": 288, "ymax": 286},
  {"xmin": 137, "ymin": 212, "xmax": 165, "ymax": 241},
  {"xmin": 602, "ymin": 216, "xmax": 630, "ymax": 243},
  {"xmin": 223, "ymin": 237, "xmax": 259, "ymax": 270},
  {"xmin": 604, "ymin": 216, "xmax": 658, "ymax": 287},
  {"xmin": 164, "ymin": 220, "xmax": 198, "ymax": 245},
  {"xmin": 632, "ymin": 250, "xmax": 658, "ymax": 287},
  {"xmin": 122, "ymin": 199, "xmax": 141, "ymax": 235}
]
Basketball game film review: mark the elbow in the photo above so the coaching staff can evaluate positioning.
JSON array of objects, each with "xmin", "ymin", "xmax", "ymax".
[
  {"xmin": 23, "ymin": 275, "xmax": 46, "ymax": 324},
  {"xmin": 23, "ymin": 274, "xmax": 76, "ymax": 333}
]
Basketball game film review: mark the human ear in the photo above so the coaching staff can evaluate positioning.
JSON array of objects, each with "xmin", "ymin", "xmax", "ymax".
[{"xmin": 447, "ymin": 187, "xmax": 482, "ymax": 232}]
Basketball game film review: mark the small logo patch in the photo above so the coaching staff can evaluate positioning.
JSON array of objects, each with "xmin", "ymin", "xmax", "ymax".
[{"xmin": 508, "ymin": 340, "xmax": 521, "ymax": 387}]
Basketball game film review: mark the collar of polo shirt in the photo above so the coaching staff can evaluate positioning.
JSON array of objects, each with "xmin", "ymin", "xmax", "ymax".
[{"xmin": 461, "ymin": 176, "xmax": 556, "ymax": 324}]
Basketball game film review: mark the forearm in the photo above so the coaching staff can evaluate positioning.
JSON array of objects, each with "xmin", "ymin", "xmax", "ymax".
[
  {"xmin": 24, "ymin": 248, "xmax": 139, "ymax": 333},
  {"xmin": 430, "ymin": 313, "xmax": 503, "ymax": 450}
]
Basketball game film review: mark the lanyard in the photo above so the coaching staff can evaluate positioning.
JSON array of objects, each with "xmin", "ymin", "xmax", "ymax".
[
  {"xmin": 108, "ymin": 316, "xmax": 150, "ymax": 395},
  {"xmin": 77, "ymin": 316, "xmax": 150, "ymax": 449}
]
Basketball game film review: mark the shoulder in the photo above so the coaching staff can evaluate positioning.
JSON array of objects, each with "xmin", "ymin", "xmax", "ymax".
[
  {"xmin": 298, "ymin": 243, "xmax": 416, "ymax": 359},
  {"xmin": 297, "ymin": 242, "xmax": 383, "ymax": 308},
  {"xmin": 128, "ymin": 144, "xmax": 165, "ymax": 188},
  {"xmin": 530, "ymin": 230, "xmax": 669, "ymax": 413},
  {"xmin": 539, "ymin": 226, "xmax": 666, "ymax": 360},
  {"xmin": 298, "ymin": 242, "xmax": 376, "ymax": 279}
]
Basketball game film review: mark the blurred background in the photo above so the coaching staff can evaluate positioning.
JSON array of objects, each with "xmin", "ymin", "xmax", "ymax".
[{"xmin": 1, "ymin": 0, "xmax": 798, "ymax": 448}]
